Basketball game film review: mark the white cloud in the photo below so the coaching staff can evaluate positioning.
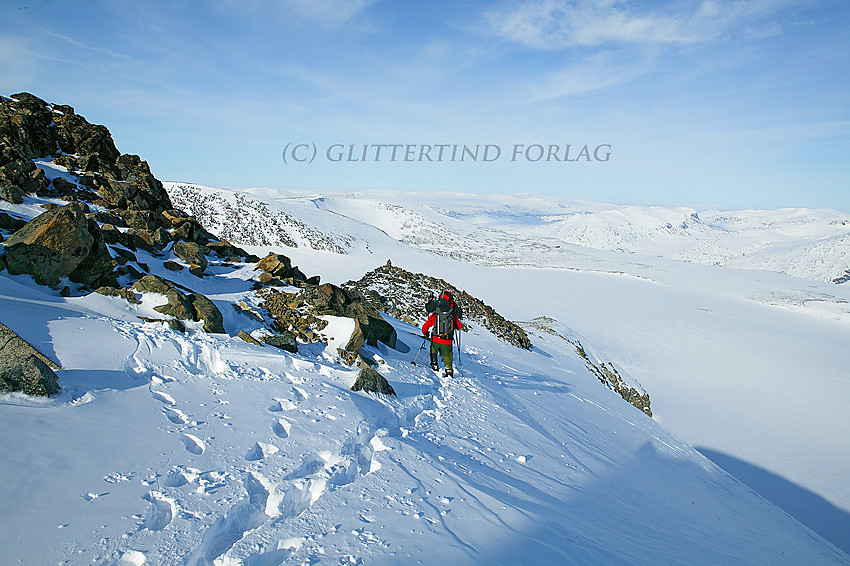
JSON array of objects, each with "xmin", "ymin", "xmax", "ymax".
[{"xmin": 486, "ymin": 0, "xmax": 795, "ymax": 49}]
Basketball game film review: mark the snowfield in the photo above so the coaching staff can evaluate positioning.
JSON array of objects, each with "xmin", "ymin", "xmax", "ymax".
[{"xmin": 1, "ymin": 188, "xmax": 849, "ymax": 564}]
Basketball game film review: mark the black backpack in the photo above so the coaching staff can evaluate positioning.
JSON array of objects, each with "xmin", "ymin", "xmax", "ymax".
[{"xmin": 433, "ymin": 297, "xmax": 454, "ymax": 337}]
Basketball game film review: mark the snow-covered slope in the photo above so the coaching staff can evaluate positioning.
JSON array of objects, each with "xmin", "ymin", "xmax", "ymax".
[
  {"xmin": 0, "ymin": 266, "xmax": 845, "ymax": 565},
  {"xmin": 3, "ymin": 186, "xmax": 850, "ymax": 563},
  {"xmin": 161, "ymin": 183, "xmax": 850, "ymax": 553}
]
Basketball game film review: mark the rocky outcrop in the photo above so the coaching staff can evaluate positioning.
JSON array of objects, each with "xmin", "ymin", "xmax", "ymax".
[
  {"xmin": 2, "ymin": 202, "xmax": 116, "ymax": 287},
  {"xmin": 1, "ymin": 93, "xmax": 173, "ymax": 214},
  {"xmin": 0, "ymin": 321, "xmax": 60, "ymax": 396},
  {"xmin": 254, "ymin": 253, "xmax": 313, "ymax": 286},
  {"xmin": 301, "ymin": 283, "xmax": 397, "ymax": 349},
  {"xmin": 131, "ymin": 274, "xmax": 225, "ymax": 333},
  {"xmin": 344, "ymin": 260, "xmax": 531, "ymax": 349},
  {"xmin": 258, "ymin": 288, "xmax": 328, "ymax": 344},
  {"xmin": 172, "ymin": 241, "xmax": 208, "ymax": 275}
]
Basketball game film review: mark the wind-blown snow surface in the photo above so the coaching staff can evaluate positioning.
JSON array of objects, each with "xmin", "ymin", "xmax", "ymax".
[
  {"xmin": 2, "ymin": 187, "xmax": 849, "ymax": 563},
  {"xmin": 0, "ymin": 271, "xmax": 845, "ymax": 565},
  {"xmin": 165, "ymin": 184, "xmax": 850, "ymax": 553}
]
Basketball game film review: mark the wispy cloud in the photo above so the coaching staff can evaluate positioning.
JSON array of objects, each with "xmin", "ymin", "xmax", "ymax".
[
  {"xmin": 486, "ymin": 0, "xmax": 796, "ymax": 49},
  {"xmin": 213, "ymin": 0, "xmax": 381, "ymax": 31}
]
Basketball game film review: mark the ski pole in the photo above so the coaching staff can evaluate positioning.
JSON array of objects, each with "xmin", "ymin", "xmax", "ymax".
[
  {"xmin": 455, "ymin": 331, "xmax": 464, "ymax": 378},
  {"xmin": 412, "ymin": 334, "xmax": 428, "ymax": 366}
]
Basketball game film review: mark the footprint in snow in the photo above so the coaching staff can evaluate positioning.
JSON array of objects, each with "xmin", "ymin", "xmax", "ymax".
[
  {"xmin": 272, "ymin": 418, "xmax": 292, "ymax": 438},
  {"xmin": 163, "ymin": 406, "xmax": 191, "ymax": 425},
  {"xmin": 143, "ymin": 491, "xmax": 176, "ymax": 531},
  {"xmin": 246, "ymin": 441, "xmax": 279, "ymax": 461},
  {"xmin": 180, "ymin": 433, "xmax": 206, "ymax": 455},
  {"xmin": 151, "ymin": 390, "xmax": 176, "ymax": 406}
]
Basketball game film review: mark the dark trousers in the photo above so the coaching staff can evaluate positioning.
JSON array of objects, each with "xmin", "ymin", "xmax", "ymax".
[{"xmin": 430, "ymin": 340, "xmax": 453, "ymax": 370}]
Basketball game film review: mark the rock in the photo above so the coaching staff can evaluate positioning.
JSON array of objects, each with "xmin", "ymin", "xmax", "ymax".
[
  {"xmin": 262, "ymin": 332, "xmax": 298, "ymax": 353},
  {"xmin": 172, "ymin": 241, "xmax": 208, "ymax": 271},
  {"xmin": 60, "ymin": 286, "xmax": 71, "ymax": 297},
  {"xmin": 255, "ymin": 252, "xmax": 308, "ymax": 282},
  {"xmin": 51, "ymin": 177, "xmax": 76, "ymax": 196},
  {"xmin": 0, "ymin": 211, "xmax": 26, "ymax": 231},
  {"xmin": 233, "ymin": 301, "xmax": 265, "ymax": 322},
  {"xmin": 363, "ymin": 315, "xmax": 397, "ymax": 349},
  {"xmin": 0, "ymin": 321, "xmax": 61, "ymax": 396},
  {"xmin": 236, "ymin": 331, "xmax": 263, "ymax": 346},
  {"xmin": 125, "ymin": 228, "xmax": 155, "ymax": 253},
  {"xmin": 95, "ymin": 286, "xmax": 141, "ymax": 304},
  {"xmin": 118, "ymin": 209, "xmax": 158, "ymax": 231},
  {"xmin": 132, "ymin": 274, "xmax": 176, "ymax": 295},
  {"xmin": 99, "ymin": 224, "xmax": 123, "ymax": 245},
  {"xmin": 188, "ymin": 265, "xmax": 205, "ymax": 278},
  {"xmin": 163, "ymin": 261, "xmax": 184, "ymax": 271},
  {"xmin": 257, "ymin": 272, "xmax": 274, "ymax": 285},
  {"xmin": 150, "ymin": 227, "xmax": 171, "ymax": 249},
  {"xmin": 171, "ymin": 218, "xmax": 214, "ymax": 245},
  {"xmin": 109, "ymin": 246, "xmax": 137, "ymax": 265},
  {"xmin": 154, "ymin": 289, "xmax": 196, "ymax": 321},
  {"xmin": 350, "ymin": 365, "xmax": 395, "ymax": 396},
  {"xmin": 344, "ymin": 320, "xmax": 366, "ymax": 353},
  {"xmin": 3, "ymin": 202, "xmax": 113, "ymax": 287},
  {"xmin": 189, "ymin": 293, "xmax": 224, "ymax": 333}
]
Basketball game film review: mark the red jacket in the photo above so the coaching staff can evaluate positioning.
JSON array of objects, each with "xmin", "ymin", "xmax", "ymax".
[{"xmin": 422, "ymin": 311, "xmax": 463, "ymax": 345}]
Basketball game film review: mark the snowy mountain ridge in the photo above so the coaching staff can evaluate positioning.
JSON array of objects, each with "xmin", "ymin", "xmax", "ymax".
[{"xmin": 164, "ymin": 183, "xmax": 850, "ymax": 284}]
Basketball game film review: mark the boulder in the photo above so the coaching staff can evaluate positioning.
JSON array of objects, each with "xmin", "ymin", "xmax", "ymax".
[
  {"xmin": 236, "ymin": 331, "xmax": 263, "ymax": 346},
  {"xmin": 154, "ymin": 289, "xmax": 196, "ymax": 321},
  {"xmin": 163, "ymin": 260, "xmax": 184, "ymax": 271},
  {"xmin": 344, "ymin": 320, "xmax": 366, "ymax": 353},
  {"xmin": 262, "ymin": 332, "xmax": 298, "ymax": 353},
  {"xmin": 351, "ymin": 365, "xmax": 395, "ymax": 395},
  {"xmin": 189, "ymin": 293, "xmax": 225, "ymax": 334},
  {"xmin": 173, "ymin": 241, "xmax": 208, "ymax": 271},
  {"xmin": 0, "ymin": 321, "xmax": 61, "ymax": 396},
  {"xmin": 0, "ymin": 211, "xmax": 27, "ymax": 231},
  {"xmin": 363, "ymin": 315, "xmax": 397, "ymax": 349},
  {"xmin": 131, "ymin": 275, "xmax": 223, "ymax": 333},
  {"xmin": 3, "ymin": 202, "xmax": 115, "ymax": 287}
]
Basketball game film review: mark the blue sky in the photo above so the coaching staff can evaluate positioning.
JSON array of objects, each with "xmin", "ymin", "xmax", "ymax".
[{"xmin": 1, "ymin": 0, "xmax": 848, "ymax": 211}]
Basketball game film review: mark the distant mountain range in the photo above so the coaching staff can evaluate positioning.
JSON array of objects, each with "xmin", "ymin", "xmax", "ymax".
[{"xmin": 165, "ymin": 182, "xmax": 850, "ymax": 284}]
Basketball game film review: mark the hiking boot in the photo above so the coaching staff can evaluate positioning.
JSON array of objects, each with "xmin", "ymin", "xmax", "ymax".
[
  {"xmin": 430, "ymin": 351, "xmax": 439, "ymax": 371},
  {"xmin": 445, "ymin": 368, "xmax": 454, "ymax": 377},
  {"xmin": 430, "ymin": 362, "xmax": 439, "ymax": 371}
]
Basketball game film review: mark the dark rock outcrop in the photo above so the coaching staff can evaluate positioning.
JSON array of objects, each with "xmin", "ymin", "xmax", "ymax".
[
  {"xmin": 351, "ymin": 364, "xmax": 396, "ymax": 395},
  {"xmin": 173, "ymin": 241, "xmax": 208, "ymax": 273},
  {"xmin": 262, "ymin": 331, "xmax": 298, "ymax": 353},
  {"xmin": 131, "ymin": 274, "xmax": 224, "ymax": 333},
  {"xmin": 345, "ymin": 261, "xmax": 531, "ymax": 350},
  {"xmin": 301, "ymin": 283, "xmax": 397, "ymax": 349},
  {"xmin": 0, "ymin": 321, "xmax": 61, "ymax": 396},
  {"xmin": 3, "ymin": 202, "xmax": 115, "ymax": 287},
  {"xmin": 1, "ymin": 93, "xmax": 174, "ymax": 214}
]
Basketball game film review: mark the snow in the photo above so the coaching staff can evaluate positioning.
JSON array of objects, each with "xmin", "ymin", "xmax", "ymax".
[{"xmin": 2, "ymin": 188, "xmax": 850, "ymax": 563}]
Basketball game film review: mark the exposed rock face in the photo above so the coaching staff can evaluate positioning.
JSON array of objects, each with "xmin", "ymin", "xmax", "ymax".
[
  {"xmin": 172, "ymin": 241, "xmax": 208, "ymax": 273},
  {"xmin": 0, "ymin": 211, "xmax": 26, "ymax": 231},
  {"xmin": 345, "ymin": 261, "xmax": 531, "ymax": 349},
  {"xmin": 131, "ymin": 274, "xmax": 225, "ymax": 333},
  {"xmin": 255, "ymin": 252, "xmax": 310, "ymax": 285},
  {"xmin": 351, "ymin": 364, "xmax": 396, "ymax": 395},
  {"xmin": 1, "ymin": 93, "xmax": 173, "ymax": 214},
  {"xmin": 0, "ymin": 321, "xmax": 60, "ymax": 396},
  {"xmin": 301, "ymin": 283, "xmax": 397, "ymax": 349},
  {"xmin": 3, "ymin": 202, "xmax": 115, "ymax": 287}
]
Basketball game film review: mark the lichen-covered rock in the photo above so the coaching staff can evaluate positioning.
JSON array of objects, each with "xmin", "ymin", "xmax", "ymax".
[
  {"xmin": 0, "ymin": 321, "xmax": 60, "ymax": 396},
  {"xmin": 262, "ymin": 332, "xmax": 298, "ymax": 353},
  {"xmin": 351, "ymin": 365, "xmax": 395, "ymax": 395},
  {"xmin": 0, "ymin": 211, "xmax": 27, "ymax": 231},
  {"xmin": 3, "ymin": 202, "xmax": 115, "ymax": 287},
  {"xmin": 154, "ymin": 289, "xmax": 196, "ymax": 321},
  {"xmin": 173, "ymin": 241, "xmax": 208, "ymax": 272},
  {"xmin": 189, "ymin": 293, "xmax": 224, "ymax": 334},
  {"xmin": 132, "ymin": 274, "xmax": 175, "ymax": 295}
]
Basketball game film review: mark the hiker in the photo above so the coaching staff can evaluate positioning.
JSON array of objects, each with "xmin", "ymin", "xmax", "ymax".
[{"xmin": 422, "ymin": 291, "xmax": 464, "ymax": 376}]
